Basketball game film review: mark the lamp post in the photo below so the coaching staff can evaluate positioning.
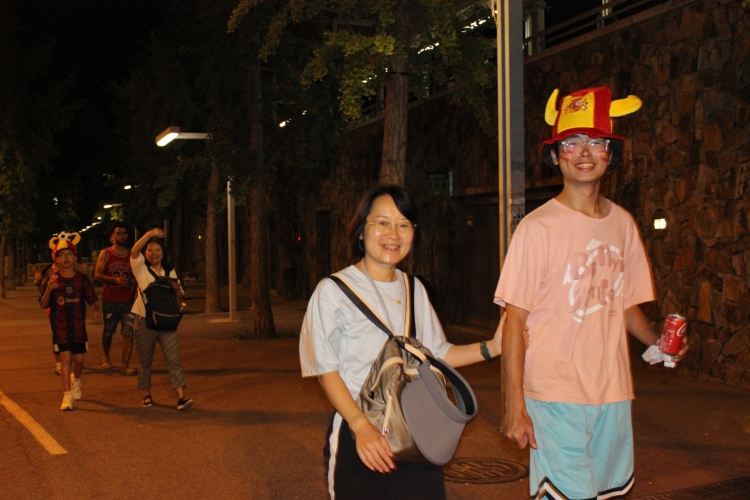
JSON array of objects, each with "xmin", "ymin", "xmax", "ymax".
[
  {"xmin": 155, "ymin": 126, "xmax": 238, "ymax": 321},
  {"xmin": 492, "ymin": 0, "xmax": 525, "ymax": 431}
]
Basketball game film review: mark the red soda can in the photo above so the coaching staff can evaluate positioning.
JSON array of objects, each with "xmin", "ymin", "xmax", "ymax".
[{"xmin": 660, "ymin": 313, "xmax": 687, "ymax": 355}]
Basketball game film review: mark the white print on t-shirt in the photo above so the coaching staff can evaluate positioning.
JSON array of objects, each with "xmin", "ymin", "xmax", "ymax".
[{"xmin": 563, "ymin": 238, "xmax": 625, "ymax": 322}]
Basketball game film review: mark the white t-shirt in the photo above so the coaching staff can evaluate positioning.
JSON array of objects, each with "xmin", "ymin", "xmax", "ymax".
[
  {"xmin": 130, "ymin": 252, "xmax": 179, "ymax": 317},
  {"xmin": 299, "ymin": 265, "xmax": 453, "ymax": 399},
  {"xmin": 494, "ymin": 199, "xmax": 655, "ymax": 405}
]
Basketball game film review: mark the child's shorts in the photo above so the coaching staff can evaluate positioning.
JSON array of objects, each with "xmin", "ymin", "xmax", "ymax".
[
  {"xmin": 54, "ymin": 342, "xmax": 88, "ymax": 355},
  {"xmin": 525, "ymin": 397, "xmax": 634, "ymax": 500}
]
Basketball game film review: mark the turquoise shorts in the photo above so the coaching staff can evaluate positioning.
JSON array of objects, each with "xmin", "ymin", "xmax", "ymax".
[{"xmin": 525, "ymin": 398, "xmax": 635, "ymax": 500}]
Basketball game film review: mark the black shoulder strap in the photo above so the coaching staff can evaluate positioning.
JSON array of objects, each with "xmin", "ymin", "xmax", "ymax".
[
  {"xmin": 139, "ymin": 266, "xmax": 160, "ymax": 304},
  {"xmin": 328, "ymin": 275, "xmax": 393, "ymax": 337},
  {"xmin": 146, "ymin": 266, "xmax": 159, "ymax": 280},
  {"xmin": 328, "ymin": 273, "xmax": 417, "ymax": 338},
  {"xmin": 328, "ymin": 274, "xmax": 416, "ymax": 339},
  {"xmin": 408, "ymin": 275, "xmax": 416, "ymax": 339}
]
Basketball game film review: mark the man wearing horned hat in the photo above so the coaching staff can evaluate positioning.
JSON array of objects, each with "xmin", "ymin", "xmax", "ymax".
[{"xmin": 493, "ymin": 87, "xmax": 689, "ymax": 499}]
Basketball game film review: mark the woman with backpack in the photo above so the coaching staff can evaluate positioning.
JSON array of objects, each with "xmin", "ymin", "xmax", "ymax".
[
  {"xmin": 130, "ymin": 227, "xmax": 193, "ymax": 410},
  {"xmin": 299, "ymin": 185, "xmax": 510, "ymax": 499}
]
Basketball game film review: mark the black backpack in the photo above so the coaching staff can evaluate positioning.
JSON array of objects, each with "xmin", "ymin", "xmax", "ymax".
[{"xmin": 140, "ymin": 267, "xmax": 184, "ymax": 331}]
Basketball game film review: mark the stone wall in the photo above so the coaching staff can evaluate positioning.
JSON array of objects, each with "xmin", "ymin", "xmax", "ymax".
[{"xmin": 283, "ymin": 0, "xmax": 750, "ymax": 387}]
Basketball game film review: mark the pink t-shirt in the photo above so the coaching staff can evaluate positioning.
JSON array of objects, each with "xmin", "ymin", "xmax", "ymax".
[{"xmin": 494, "ymin": 199, "xmax": 655, "ymax": 405}]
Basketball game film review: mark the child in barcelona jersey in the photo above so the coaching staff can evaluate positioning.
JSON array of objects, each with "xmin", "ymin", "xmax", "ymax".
[
  {"xmin": 493, "ymin": 87, "xmax": 690, "ymax": 500},
  {"xmin": 40, "ymin": 232, "xmax": 101, "ymax": 411}
]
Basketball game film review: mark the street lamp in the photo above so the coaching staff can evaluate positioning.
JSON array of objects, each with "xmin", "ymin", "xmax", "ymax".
[
  {"xmin": 155, "ymin": 126, "xmax": 238, "ymax": 322},
  {"xmin": 155, "ymin": 126, "xmax": 209, "ymax": 147}
]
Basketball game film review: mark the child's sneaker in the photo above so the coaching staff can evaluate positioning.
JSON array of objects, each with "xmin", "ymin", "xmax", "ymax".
[
  {"xmin": 60, "ymin": 393, "xmax": 74, "ymax": 411},
  {"xmin": 70, "ymin": 375, "xmax": 82, "ymax": 400}
]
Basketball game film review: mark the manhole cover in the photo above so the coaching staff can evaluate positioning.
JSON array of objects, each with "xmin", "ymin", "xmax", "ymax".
[{"xmin": 443, "ymin": 457, "xmax": 528, "ymax": 484}]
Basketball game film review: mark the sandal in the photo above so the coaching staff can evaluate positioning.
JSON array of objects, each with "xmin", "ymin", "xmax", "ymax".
[
  {"xmin": 142, "ymin": 395, "xmax": 154, "ymax": 407},
  {"xmin": 124, "ymin": 368, "xmax": 137, "ymax": 376}
]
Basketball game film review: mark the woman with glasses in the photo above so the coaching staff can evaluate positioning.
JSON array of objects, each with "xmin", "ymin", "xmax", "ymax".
[
  {"xmin": 130, "ymin": 228, "xmax": 193, "ymax": 411},
  {"xmin": 299, "ymin": 184, "xmax": 509, "ymax": 499}
]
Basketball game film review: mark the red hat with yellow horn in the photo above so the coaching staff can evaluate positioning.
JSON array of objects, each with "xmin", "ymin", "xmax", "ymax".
[
  {"xmin": 49, "ymin": 231, "xmax": 81, "ymax": 257},
  {"xmin": 540, "ymin": 87, "xmax": 642, "ymax": 170}
]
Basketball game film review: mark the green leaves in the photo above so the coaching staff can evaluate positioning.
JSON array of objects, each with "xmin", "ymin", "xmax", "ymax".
[
  {"xmin": 239, "ymin": 0, "xmax": 500, "ymax": 127},
  {"xmin": 372, "ymin": 33, "xmax": 396, "ymax": 55}
]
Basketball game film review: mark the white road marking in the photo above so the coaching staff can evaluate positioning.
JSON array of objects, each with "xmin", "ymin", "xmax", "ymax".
[{"xmin": 0, "ymin": 390, "xmax": 67, "ymax": 455}]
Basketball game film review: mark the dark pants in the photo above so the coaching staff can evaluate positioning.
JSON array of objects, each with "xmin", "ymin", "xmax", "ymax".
[{"xmin": 324, "ymin": 414, "xmax": 446, "ymax": 500}]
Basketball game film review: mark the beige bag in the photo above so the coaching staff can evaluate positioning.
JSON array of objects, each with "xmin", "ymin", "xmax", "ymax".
[
  {"xmin": 328, "ymin": 273, "xmax": 446, "ymax": 462},
  {"xmin": 357, "ymin": 335, "xmax": 445, "ymax": 461}
]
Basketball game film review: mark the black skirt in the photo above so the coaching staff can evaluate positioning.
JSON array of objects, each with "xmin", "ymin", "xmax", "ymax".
[{"xmin": 324, "ymin": 413, "xmax": 447, "ymax": 500}]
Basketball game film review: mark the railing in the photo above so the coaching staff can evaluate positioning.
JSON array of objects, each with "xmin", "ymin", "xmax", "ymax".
[{"xmin": 524, "ymin": 0, "xmax": 668, "ymax": 56}]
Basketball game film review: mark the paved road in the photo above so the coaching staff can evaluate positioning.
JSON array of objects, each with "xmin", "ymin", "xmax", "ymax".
[{"xmin": 1, "ymin": 284, "xmax": 749, "ymax": 499}]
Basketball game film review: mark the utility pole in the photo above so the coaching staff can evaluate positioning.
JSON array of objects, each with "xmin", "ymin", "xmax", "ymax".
[{"xmin": 494, "ymin": 0, "xmax": 525, "ymax": 428}]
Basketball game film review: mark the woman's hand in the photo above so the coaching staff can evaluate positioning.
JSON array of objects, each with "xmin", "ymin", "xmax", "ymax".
[
  {"xmin": 349, "ymin": 415, "xmax": 395, "ymax": 473},
  {"xmin": 149, "ymin": 227, "xmax": 166, "ymax": 239},
  {"xmin": 132, "ymin": 228, "xmax": 167, "ymax": 259},
  {"xmin": 489, "ymin": 312, "xmax": 529, "ymax": 357},
  {"xmin": 317, "ymin": 372, "xmax": 394, "ymax": 472}
]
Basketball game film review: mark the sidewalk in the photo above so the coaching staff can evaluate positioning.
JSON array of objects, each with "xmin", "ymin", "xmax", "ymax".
[
  {"xmin": 2, "ymin": 284, "xmax": 749, "ymax": 499},
  {"xmin": 181, "ymin": 282, "xmax": 750, "ymax": 499}
]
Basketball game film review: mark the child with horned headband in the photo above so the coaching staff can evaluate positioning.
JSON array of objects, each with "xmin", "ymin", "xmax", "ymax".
[
  {"xmin": 493, "ymin": 87, "xmax": 689, "ymax": 499},
  {"xmin": 40, "ymin": 232, "xmax": 101, "ymax": 410}
]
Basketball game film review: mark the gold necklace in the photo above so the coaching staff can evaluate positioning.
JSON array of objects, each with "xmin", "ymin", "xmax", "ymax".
[{"xmin": 376, "ymin": 284, "xmax": 402, "ymax": 305}]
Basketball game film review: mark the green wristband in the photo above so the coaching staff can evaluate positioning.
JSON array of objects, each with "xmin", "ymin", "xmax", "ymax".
[{"xmin": 480, "ymin": 341, "xmax": 493, "ymax": 361}]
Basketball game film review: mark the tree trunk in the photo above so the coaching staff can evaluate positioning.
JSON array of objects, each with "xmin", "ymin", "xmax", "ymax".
[
  {"xmin": 15, "ymin": 237, "xmax": 22, "ymax": 286},
  {"xmin": 248, "ymin": 54, "xmax": 276, "ymax": 339},
  {"xmin": 241, "ymin": 200, "xmax": 252, "ymax": 288},
  {"xmin": 0, "ymin": 234, "xmax": 6, "ymax": 298},
  {"xmin": 173, "ymin": 198, "xmax": 183, "ymax": 278},
  {"xmin": 380, "ymin": 2, "xmax": 411, "ymax": 187},
  {"xmin": 4, "ymin": 237, "xmax": 15, "ymax": 291},
  {"xmin": 204, "ymin": 163, "xmax": 221, "ymax": 313}
]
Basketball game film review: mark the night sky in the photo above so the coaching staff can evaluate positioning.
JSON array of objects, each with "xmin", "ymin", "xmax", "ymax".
[{"xmin": 9, "ymin": 0, "xmax": 162, "ymax": 231}]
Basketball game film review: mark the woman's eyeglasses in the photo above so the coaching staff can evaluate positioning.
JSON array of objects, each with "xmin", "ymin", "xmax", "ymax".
[{"xmin": 366, "ymin": 220, "xmax": 416, "ymax": 234}]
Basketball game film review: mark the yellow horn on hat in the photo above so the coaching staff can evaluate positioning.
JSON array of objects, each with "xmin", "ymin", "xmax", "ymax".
[
  {"xmin": 545, "ymin": 89, "xmax": 559, "ymax": 125},
  {"xmin": 610, "ymin": 95, "xmax": 642, "ymax": 117}
]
